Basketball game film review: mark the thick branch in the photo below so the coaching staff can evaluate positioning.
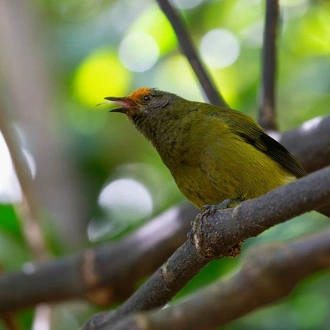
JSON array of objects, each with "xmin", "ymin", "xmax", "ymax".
[
  {"xmin": 0, "ymin": 203, "xmax": 197, "ymax": 313},
  {"xmin": 258, "ymin": 0, "xmax": 279, "ymax": 130},
  {"xmin": 111, "ymin": 230, "xmax": 330, "ymax": 330},
  {"xmin": 0, "ymin": 266, "xmax": 19, "ymax": 330},
  {"xmin": 279, "ymin": 117, "xmax": 330, "ymax": 218},
  {"xmin": 279, "ymin": 116, "xmax": 330, "ymax": 173},
  {"xmin": 83, "ymin": 166, "xmax": 330, "ymax": 329},
  {"xmin": 0, "ymin": 117, "xmax": 328, "ymax": 313},
  {"xmin": 156, "ymin": 0, "xmax": 228, "ymax": 107},
  {"xmin": 191, "ymin": 166, "xmax": 330, "ymax": 258}
]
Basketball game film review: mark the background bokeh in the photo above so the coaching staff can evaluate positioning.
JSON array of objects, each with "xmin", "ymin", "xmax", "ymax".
[{"xmin": 0, "ymin": 0, "xmax": 330, "ymax": 329}]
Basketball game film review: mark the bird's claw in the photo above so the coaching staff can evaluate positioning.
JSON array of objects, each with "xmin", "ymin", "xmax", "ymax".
[{"xmin": 201, "ymin": 198, "xmax": 243, "ymax": 216}]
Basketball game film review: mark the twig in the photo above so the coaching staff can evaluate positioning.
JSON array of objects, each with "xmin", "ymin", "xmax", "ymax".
[
  {"xmin": 82, "ymin": 166, "xmax": 330, "ymax": 329},
  {"xmin": 1, "ymin": 315, "xmax": 20, "ymax": 330},
  {"xmin": 156, "ymin": 0, "xmax": 228, "ymax": 107},
  {"xmin": 0, "ymin": 203, "xmax": 196, "ymax": 313},
  {"xmin": 111, "ymin": 230, "xmax": 330, "ymax": 330},
  {"xmin": 0, "ymin": 109, "xmax": 49, "ymax": 261},
  {"xmin": 0, "ymin": 0, "xmax": 52, "ymax": 262},
  {"xmin": 0, "ymin": 0, "xmax": 87, "ymax": 247},
  {"xmin": 258, "ymin": 0, "xmax": 279, "ymax": 130},
  {"xmin": 0, "ymin": 4, "xmax": 56, "ymax": 329}
]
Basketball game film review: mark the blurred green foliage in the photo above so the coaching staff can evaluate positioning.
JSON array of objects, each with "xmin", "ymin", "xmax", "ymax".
[{"xmin": 0, "ymin": 0, "xmax": 330, "ymax": 329}]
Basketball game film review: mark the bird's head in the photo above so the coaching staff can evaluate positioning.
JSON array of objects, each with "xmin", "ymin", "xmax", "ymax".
[{"xmin": 105, "ymin": 87, "xmax": 173, "ymax": 119}]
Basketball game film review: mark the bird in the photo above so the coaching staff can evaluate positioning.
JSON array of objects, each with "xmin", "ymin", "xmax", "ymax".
[{"xmin": 104, "ymin": 87, "xmax": 328, "ymax": 216}]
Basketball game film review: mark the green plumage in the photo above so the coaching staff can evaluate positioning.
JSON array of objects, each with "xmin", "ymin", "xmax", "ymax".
[{"xmin": 107, "ymin": 88, "xmax": 307, "ymax": 209}]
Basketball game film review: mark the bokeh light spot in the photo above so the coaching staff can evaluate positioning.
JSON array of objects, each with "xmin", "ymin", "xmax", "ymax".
[
  {"xmin": 200, "ymin": 29, "xmax": 240, "ymax": 69},
  {"xmin": 88, "ymin": 178, "xmax": 153, "ymax": 242},
  {"xmin": 0, "ymin": 133, "xmax": 21, "ymax": 203},
  {"xmin": 119, "ymin": 32, "xmax": 159, "ymax": 72},
  {"xmin": 129, "ymin": 4, "xmax": 176, "ymax": 54},
  {"xmin": 152, "ymin": 55, "xmax": 202, "ymax": 100},
  {"xmin": 87, "ymin": 216, "xmax": 127, "ymax": 242},
  {"xmin": 153, "ymin": 54, "xmax": 238, "ymax": 106},
  {"xmin": 98, "ymin": 178, "xmax": 153, "ymax": 222},
  {"xmin": 73, "ymin": 48, "xmax": 130, "ymax": 107}
]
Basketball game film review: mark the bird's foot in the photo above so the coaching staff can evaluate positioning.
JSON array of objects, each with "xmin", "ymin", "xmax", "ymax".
[
  {"xmin": 227, "ymin": 241, "xmax": 243, "ymax": 258},
  {"xmin": 187, "ymin": 226, "xmax": 194, "ymax": 242},
  {"xmin": 188, "ymin": 198, "xmax": 244, "ymax": 248},
  {"xmin": 202, "ymin": 198, "xmax": 244, "ymax": 216},
  {"xmin": 188, "ymin": 198, "xmax": 244, "ymax": 244}
]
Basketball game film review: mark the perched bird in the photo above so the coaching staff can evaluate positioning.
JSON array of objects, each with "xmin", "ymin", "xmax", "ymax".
[{"xmin": 105, "ymin": 87, "xmax": 323, "ymax": 214}]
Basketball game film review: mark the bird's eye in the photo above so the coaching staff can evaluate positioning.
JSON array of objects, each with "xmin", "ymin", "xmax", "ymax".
[{"xmin": 143, "ymin": 95, "xmax": 152, "ymax": 101}]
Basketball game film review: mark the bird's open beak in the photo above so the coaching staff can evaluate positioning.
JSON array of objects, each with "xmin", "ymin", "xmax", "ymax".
[{"xmin": 104, "ymin": 96, "xmax": 136, "ymax": 114}]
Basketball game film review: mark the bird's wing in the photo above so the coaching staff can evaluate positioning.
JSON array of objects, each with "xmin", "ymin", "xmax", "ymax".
[{"xmin": 204, "ymin": 106, "xmax": 307, "ymax": 178}]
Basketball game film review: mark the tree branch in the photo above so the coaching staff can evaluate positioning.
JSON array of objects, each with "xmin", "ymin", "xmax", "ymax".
[
  {"xmin": 156, "ymin": 0, "xmax": 228, "ymax": 107},
  {"xmin": 82, "ymin": 166, "xmax": 330, "ymax": 329},
  {"xmin": 111, "ymin": 230, "xmax": 330, "ymax": 330},
  {"xmin": 258, "ymin": 0, "xmax": 279, "ymax": 130},
  {"xmin": 0, "ymin": 0, "xmax": 88, "ymax": 247},
  {"xmin": 0, "ymin": 116, "xmax": 328, "ymax": 314},
  {"xmin": 0, "ymin": 266, "xmax": 20, "ymax": 330},
  {"xmin": 279, "ymin": 116, "xmax": 330, "ymax": 174},
  {"xmin": 0, "ymin": 105, "xmax": 49, "ymax": 261},
  {"xmin": 0, "ymin": 315, "xmax": 20, "ymax": 330},
  {"xmin": 279, "ymin": 116, "xmax": 330, "ymax": 218},
  {"xmin": 0, "ymin": 203, "xmax": 197, "ymax": 313}
]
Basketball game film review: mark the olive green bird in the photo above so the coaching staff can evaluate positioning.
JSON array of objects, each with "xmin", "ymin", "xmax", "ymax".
[{"xmin": 105, "ymin": 87, "xmax": 327, "ymax": 215}]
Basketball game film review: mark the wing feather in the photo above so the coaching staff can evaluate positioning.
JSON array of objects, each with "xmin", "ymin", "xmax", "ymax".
[{"xmin": 200, "ymin": 104, "xmax": 307, "ymax": 178}]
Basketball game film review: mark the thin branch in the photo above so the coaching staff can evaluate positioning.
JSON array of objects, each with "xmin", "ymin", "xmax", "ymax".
[
  {"xmin": 1, "ymin": 315, "xmax": 20, "ymax": 330},
  {"xmin": 156, "ymin": 0, "xmax": 228, "ymax": 107},
  {"xmin": 0, "ymin": 203, "xmax": 196, "ymax": 313},
  {"xmin": 82, "ymin": 166, "xmax": 330, "ymax": 329},
  {"xmin": 0, "ymin": 0, "xmax": 88, "ymax": 247},
  {"xmin": 258, "ymin": 0, "xmax": 279, "ymax": 130},
  {"xmin": 111, "ymin": 230, "xmax": 330, "ymax": 330},
  {"xmin": 0, "ymin": 108, "xmax": 49, "ymax": 261}
]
